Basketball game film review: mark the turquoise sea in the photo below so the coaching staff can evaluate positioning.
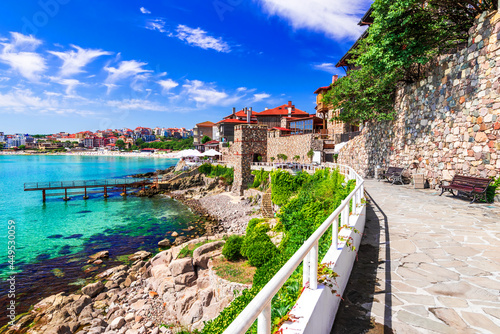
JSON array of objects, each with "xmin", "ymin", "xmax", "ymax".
[{"xmin": 0, "ymin": 155, "xmax": 201, "ymax": 324}]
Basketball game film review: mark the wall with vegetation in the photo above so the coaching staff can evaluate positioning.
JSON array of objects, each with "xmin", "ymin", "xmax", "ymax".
[
  {"xmin": 267, "ymin": 133, "xmax": 314, "ymax": 163},
  {"xmin": 339, "ymin": 11, "xmax": 500, "ymax": 188}
]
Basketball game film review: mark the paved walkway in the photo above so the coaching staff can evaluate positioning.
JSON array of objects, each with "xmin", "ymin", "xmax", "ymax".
[{"xmin": 332, "ymin": 179, "xmax": 500, "ymax": 334}]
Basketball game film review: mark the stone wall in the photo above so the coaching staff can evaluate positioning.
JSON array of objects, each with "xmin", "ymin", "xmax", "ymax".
[
  {"xmin": 267, "ymin": 133, "xmax": 314, "ymax": 163},
  {"xmin": 338, "ymin": 11, "xmax": 500, "ymax": 188},
  {"xmin": 231, "ymin": 125, "xmax": 268, "ymax": 195}
]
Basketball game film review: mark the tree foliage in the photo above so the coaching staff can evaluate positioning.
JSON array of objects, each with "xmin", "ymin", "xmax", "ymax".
[
  {"xmin": 201, "ymin": 135, "xmax": 211, "ymax": 144},
  {"xmin": 323, "ymin": 0, "xmax": 497, "ymax": 123}
]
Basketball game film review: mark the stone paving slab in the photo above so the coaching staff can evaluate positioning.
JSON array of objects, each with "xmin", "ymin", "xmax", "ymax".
[{"xmin": 332, "ymin": 179, "xmax": 500, "ymax": 334}]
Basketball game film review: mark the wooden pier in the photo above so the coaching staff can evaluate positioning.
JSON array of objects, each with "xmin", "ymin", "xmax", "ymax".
[{"xmin": 24, "ymin": 178, "xmax": 156, "ymax": 202}]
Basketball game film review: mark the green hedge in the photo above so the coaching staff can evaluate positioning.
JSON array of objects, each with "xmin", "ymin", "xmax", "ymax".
[
  {"xmin": 222, "ymin": 235, "xmax": 244, "ymax": 261},
  {"xmin": 199, "ymin": 163, "xmax": 234, "ymax": 185},
  {"xmin": 202, "ymin": 169, "xmax": 356, "ymax": 333}
]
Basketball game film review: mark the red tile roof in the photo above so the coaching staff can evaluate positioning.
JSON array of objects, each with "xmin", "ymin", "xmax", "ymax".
[
  {"xmin": 314, "ymin": 85, "xmax": 332, "ymax": 94},
  {"xmin": 269, "ymin": 127, "xmax": 291, "ymax": 131},
  {"xmin": 196, "ymin": 121, "xmax": 215, "ymax": 127},
  {"xmin": 257, "ymin": 103, "xmax": 309, "ymax": 116},
  {"xmin": 224, "ymin": 109, "xmax": 259, "ymax": 119},
  {"xmin": 203, "ymin": 140, "xmax": 220, "ymax": 145},
  {"xmin": 215, "ymin": 119, "xmax": 257, "ymax": 124}
]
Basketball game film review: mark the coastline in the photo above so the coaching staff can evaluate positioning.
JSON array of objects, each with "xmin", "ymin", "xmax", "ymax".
[
  {"xmin": 3, "ymin": 172, "xmax": 263, "ymax": 333},
  {"xmin": 0, "ymin": 151, "xmax": 180, "ymax": 159}
]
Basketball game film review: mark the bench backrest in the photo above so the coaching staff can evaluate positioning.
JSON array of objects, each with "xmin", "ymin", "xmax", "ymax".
[
  {"xmin": 451, "ymin": 175, "xmax": 492, "ymax": 190},
  {"xmin": 386, "ymin": 167, "xmax": 404, "ymax": 174}
]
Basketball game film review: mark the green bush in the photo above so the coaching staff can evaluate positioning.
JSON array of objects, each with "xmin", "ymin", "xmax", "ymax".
[
  {"xmin": 222, "ymin": 235, "xmax": 244, "ymax": 261},
  {"xmin": 251, "ymin": 169, "xmax": 270, "ymax": 189},
  {"xmin": 198, "ymin": 164, "xmax": 234, "ymax": 185},
  {"xmin": 202, "ymin": 168, "xmax": 356, "ymax": 334},
  {"xmin": 486, "ymin": 177, "xmax": 500, "ymax": 203},
  {"xmin": 199, "ymin": 163, "xmax": 212, "ymax": 175}
]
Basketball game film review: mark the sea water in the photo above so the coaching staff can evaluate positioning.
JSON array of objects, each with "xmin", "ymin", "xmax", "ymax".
[{"xmin": 0, "ymin": 155, "xmax": 200, "ymax": 322}]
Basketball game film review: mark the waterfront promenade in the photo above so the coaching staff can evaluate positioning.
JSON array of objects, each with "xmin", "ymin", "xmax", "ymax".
[{"xmin": 333, "ymin": 179, "xmax": 500, "ymax": 334}]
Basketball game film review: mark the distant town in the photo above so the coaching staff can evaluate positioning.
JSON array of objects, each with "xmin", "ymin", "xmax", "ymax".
[{"xmin": 0, "ymin": 127, "xmax": 194, "ymax": 153}]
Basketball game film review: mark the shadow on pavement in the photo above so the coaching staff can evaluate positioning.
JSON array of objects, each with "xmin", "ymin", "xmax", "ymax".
[{"xmin": 331, "ymin": 190, "xmax": 394, "ymax": 334}]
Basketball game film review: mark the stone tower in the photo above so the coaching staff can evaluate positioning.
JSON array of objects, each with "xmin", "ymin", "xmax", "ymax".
[{"xmin": 231, "ymin": 124, "xmax": 268, "ymax": 196}]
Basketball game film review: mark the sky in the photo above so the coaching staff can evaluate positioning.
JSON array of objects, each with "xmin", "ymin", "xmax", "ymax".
[{"xmin": 0, "ymin": 0, "xmax": 371, "ymax": 134}]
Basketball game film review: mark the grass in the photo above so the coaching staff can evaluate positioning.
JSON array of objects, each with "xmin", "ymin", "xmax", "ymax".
[
  {"xmin": 177, "ymin": 240, "xmax": 216, "ymax": 259},
  {"xmin": 212, "ymin": 257, "xmax": 256, "ymax": 285}
]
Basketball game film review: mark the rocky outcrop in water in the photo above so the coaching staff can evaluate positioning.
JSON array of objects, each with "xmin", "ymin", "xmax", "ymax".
[{"xmin": 8, "ymin": 238, "xmax": 248, "ymax": 334}]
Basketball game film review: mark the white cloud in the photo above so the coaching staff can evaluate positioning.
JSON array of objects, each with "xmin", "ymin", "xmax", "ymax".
[
  {"xmin": 49, "ymin": 76, "xmax": 82, "ymax": 95},
  {"xmin": 0, "ymin": 32, "xmax": 46, "ymax": 81},
  {"xmin": 312, "ymin": 62, "xmax": 343, "ymax": 75},
  {"xmin": 145, "ymin": 19, "xmax": 166, "ymax": 33},
  {"xmin": 107, "ymin": 99, "xmax": 169, "ymax": 112},
  {"xmin": 104, "ymin": 60, "xmax": 153, "ymax": 93},
  {"xmin": 253, "ymin": 93, "xmax": 271, "ymax": 102},
  {"xmin": 158, "ymin": 79, "xmax": 179, "ymax": 93},
  {"xmin": 255, "ymin": 0, "xmax": 369, "ymax": 41},
  {"xmin": 140, "ymin": 7, "xmax": 151, "ymax": 14},
  {"xmin": 181, "ymin": 80, "xmax": 239, "ymax": 106},
  {"xmin": 49, "ymin": 45, "xmax": 112, "ymax": 77},
  {"xmin": 0, "ymin": 88, "xmax": 55, "ymax": 110},
  {"xmin": 175, "ymin": 25, "xmax": 231, "ymax": 53}
]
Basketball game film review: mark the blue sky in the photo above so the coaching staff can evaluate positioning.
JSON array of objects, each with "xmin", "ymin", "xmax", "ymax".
[{"xmin": 0, "ymin": 0, "xmax": 371, "ymax": 134}]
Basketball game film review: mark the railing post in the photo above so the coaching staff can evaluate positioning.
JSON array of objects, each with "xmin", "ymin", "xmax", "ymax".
[
  {"xmin": 309, "ymin": 241, "xmax": 318, "ymax": 290},
  {"xmin": 333, "ymin": 215, "xmax": 339, "ymax": 249},
  {"xmin": 257, "ymin": 303, "xmax": 271, "ymax": 334},
  {"xmin": 303, "ymin": 252, "xmax": 310, "ymax": 286},
  {"xmin": 341, "ymin": 200, "xmax": 349, "ymax": 227}
]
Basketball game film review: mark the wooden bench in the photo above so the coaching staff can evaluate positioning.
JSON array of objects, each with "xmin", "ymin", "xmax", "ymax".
[
  {"xmin": 378, "ymin": 167, "xmax": 405, "ymax": 185},
  {"xmin": 440, "ymin": 175, "xmax": 492, "ymax": 203}
]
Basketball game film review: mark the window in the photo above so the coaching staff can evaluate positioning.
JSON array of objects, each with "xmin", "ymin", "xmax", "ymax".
[{"xmin": 289, "ymin": 119, "xmax": 313, "ymax": 135}]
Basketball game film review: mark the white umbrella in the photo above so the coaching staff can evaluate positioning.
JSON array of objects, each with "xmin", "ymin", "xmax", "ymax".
[
  {"xmin": 177, "ymin": 149, "xmax": 203, "ymax": 157},
  {"xmin": 203, "ymin": 149, "xmax": 222, "ymax": 157}
]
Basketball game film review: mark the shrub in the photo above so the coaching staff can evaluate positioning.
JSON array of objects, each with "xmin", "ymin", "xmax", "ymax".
[
  {"xmin": 199, "ymin": 163, "xmax": 212, "ymax": 175},
  {"xmin": 222, "ymin": 235, "xmax": 244, "ymax": 261},
  {"xmin": 241, "ymin": 222, "xmax": 277, "ymax": 267}
]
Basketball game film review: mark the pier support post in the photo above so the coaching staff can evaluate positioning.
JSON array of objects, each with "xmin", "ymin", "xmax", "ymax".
[
  {"xmin": 122, "ymin": 186, "xmax": 127, "ymax": 197},
  {"xmin": 42, "ymin": 190, "xmax": 46, "ymax": 202},
  {"xmin": 104, "ymin": 186, "xmax": 108, "ymax": 198},
  {"xmin": 83, "ymin": 187, "xmax": 89, "ymax": 200},
  {"xmin": 63, "ymin": 188, "xmax": 69, "ymax": 201}
]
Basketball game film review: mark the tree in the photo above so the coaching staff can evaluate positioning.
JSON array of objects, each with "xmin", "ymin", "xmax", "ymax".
[
  {"xmin": 201, "ymin": 135, "xmax": 211, "ymax": 144},
  {"xmin": 323, "ymin": 0, "xmax": 497, "ymax": 123},
  {"xmin": 307, "ymin": 149, "xmax": 314, "ymax": 163},
  {"xmin": 293, "ymin": 155, "xmax": 300, "ymax": 162},
  {"xmin": 18, "ymin": 145, "xmax": 26, "ymax": 150},
  {"xmin": 270, "ymin": 157, "xmax": 275, "ymax": 163},
  {"xmin": 116, "ymin": 140, "xmax": 125, "ymax": 149},
  {"xmin": 135, "ymin": 138, "xmax": 144, "ymax": 146}
]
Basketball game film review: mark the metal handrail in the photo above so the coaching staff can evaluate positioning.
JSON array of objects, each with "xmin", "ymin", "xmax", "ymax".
[
  {"xmin": 223, "ymin": 164, "xmax": 364, "ymax": 334},
  {"xmin": 24, "ymin": 178, "xmax": 152, "ymax": 190}
]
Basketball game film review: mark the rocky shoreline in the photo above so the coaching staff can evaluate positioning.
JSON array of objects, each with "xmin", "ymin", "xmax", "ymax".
[{"xmin": 3, "ymin": 172, "xmax": 264, "ymax": 334}]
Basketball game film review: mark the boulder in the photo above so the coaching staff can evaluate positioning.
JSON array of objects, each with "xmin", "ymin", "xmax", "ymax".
[
  {"xmin": 69, "ymin": 295, "xmax": 91, "ymax": 316},
  {"xmin": 128, "ymin": 250, "xmax": 151, "ymax": 262},
  {"xmin": 192, "ymin": 241, "xmax": 224, "ymax": 259},
  {"xmin": 151, "ymin": 250, "xmax": 173, "ymax": 267},
  {"xmin": 174, "ymin": 272, "xmax": 197, "ymax": 287},
  {"xmin": 169, "ymin": 258, "xmax": 194, "ymax": 277},
  {"xmin": 82, "ymin": 281, "xmax": 104, "ymax": 298},
  {"xmin": 174, "ymin": 236, "xmax": 188, "ymax": 245},
  {"xmin": 44, "ymin": 325, "xmax": 71, "ymax": 334},
  {"xmin": 171, "ymin": 231, "xmax": 179, "ymax": 237},
  {"xmin": 110, "ymin": 316, "xmax": 126, "ymax": 330},
  {"xmin": 158, "ymin": 239, "xmax": 171, "ymax": 248},
  {"xmin": 89, "ymin": 250, "xmax": 109, "ymax": 262}
]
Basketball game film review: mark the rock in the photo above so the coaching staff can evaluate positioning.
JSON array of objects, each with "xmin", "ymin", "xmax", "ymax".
[
  {"xmin": 149, "ymin": 291, "xmax": 158, "ymax": 298},
  {"xmin": 91, "ymin": 318, "xmax": 108, "ymax": 328},
  {"xmin": 128, "ymin": 251, "xmax": 151, "ymax": 262},
  {"xmin": 193, "ymin": 241, "xmax": 225, "ymax": 259},
  {"xmin": 158, "ymin": 239, "xmax": 171, "ymax": 248},
  {"xmin": 171, "ymin": 231, "xmax": 179, "ymax": 237},
  {"xmin": 110, "ymin": 316, "xmax": 126, "ymax": 330},
  {"xmin": 69, "ymin": 295, "xmax": 91, "ymax": 316},
  {"xmin": 124, "ymin": 274, "xmax": 136, "ymax": 287},
  {"xmin": 45, "ymin": 324, "xmax": 71, "ymax": 334},
  {"xmin": 124, "ymin": 313, "xmax": 135, "ymax": 322},
  {"xmin": 174, "ymin": 272, "xmax": 197, "ymax": 287},
  {"xmin": 82, "ymin": 281, "xmax": 104, "ymax": 298},
  {"xmin": 174, "ymin": 236, "xmax": 188, "ymax": 245},
  {"xmin": 187, "ymin": 226, "xmax": 195, "ymax": 231},
  {"xmin": 89, "ymin": 250, "xmax": 109, "ymax": 262},
  {"xmin": 68, "ymin": 322, "xmax": 81, "ymax": 333},
  {"xmin": 193, "ymin": 254, "xmax": 211, "ymax": 269},
  {"xmin": 169, "ymin": 258, "xmax": 194, "ymax": 277},
  {"xmin": 16, "ymin": 313, "xmax": 35, "ymax": 328}
]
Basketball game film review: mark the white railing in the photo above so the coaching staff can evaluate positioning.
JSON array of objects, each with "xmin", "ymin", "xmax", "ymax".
[
  {"xmin": 251, "ymin": 162, "xmax": 327, "ymax": 173},
  {"xmin": 223, "ymin": 164, "xmax": 364, "ymax": 334}
]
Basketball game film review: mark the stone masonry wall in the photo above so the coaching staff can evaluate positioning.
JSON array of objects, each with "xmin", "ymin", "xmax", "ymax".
[
  {"xmin": 338, "ymin": 11, "xmax": 500, "ymax": 188},
  {"xmin": 267, "ymin": 133, "xmax": 314, "ymax": 163},
  {"xmin": 231, "ymin": 125, "xmax": 268, "ymax": 195}
]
